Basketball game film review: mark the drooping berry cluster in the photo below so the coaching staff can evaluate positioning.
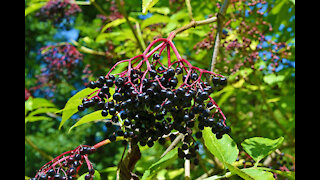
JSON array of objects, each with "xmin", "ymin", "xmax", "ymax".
[
  {"xmin": 77, "ymin": 37, "xmax": 231, "ymax": 163},
  {"xmin": 30, "ymin": 145, "xmax": 96, "ymax": 180},
  {"xmin": 37, "ymin": 43, "xmax": 83, "ymax": 85},
  {"xmin": 36, "ymin": 0, "xmax": 81, "ymax": 29}
]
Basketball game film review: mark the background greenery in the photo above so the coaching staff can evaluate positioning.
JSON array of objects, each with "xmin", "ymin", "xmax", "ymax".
[{"xmin": 25, "ymin": 0, "xmax": 295, "ymax": 179}]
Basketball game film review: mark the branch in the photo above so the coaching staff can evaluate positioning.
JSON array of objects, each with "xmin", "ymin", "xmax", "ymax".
[
  {"xmin": 185, "ymin": 0, "xmax": 194, "ymax": 21},
  {"xmin": 160, "ymin": 133, "xmax": 184, "ymax": 158},
  {"xmin": 25, "ymin": 137, "xmax": 53, "ymax": 161},
  {"xmin": 118, "ymin": 142, "xmax": 141, "ymax": 180},
  {"xmin": 168, "ymin": 17, "xmax": 217, "ymax": 40},
  {"xmin": 89, "ymin": 0, "xmax": 108, "ymax": 16},
  {"xmin": 116, "ymin": 0, "xmax": 145, "ymax": 52},
  {"xmin": 71, "ymin": 40, "xmax": 106, "ymax": 56},
  {"xmin": 210, "ymin": 0, "xmax": 230, "ymax": 73}
]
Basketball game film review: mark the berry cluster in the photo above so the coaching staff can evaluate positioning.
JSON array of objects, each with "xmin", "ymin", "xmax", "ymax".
[
  {"xmin": 77, "ymin": 37, "xmax": 231, "ymax": 163},
  {"xmin": 30, "ymin": 145, "xmax": 96, "ymax": 180},
  {"xmin": 36, "ymin": 0, "xmax": 81, "ymax": 29},
  {"xmin": 267, "ymin": 152, "xmax": 295, "ymax": 174},
  {"xmin": 193, "ymin": 0, "xmax": 292, "ymax": 76},
  {"xmin": 37, "ymin": 43, "xmax": 83, "ymax": 86}
]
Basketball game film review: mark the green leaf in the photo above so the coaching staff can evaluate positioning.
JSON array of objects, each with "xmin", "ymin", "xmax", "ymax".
[
  {"xmin": 270, "ymin": 0, "xmax": 287, "ymax": 15},
  {"xmin": 141, "ymin": 148, "xmax": 178, "ymax": 180},
  {"xmin": 263, "ymin": 74, "xmax": 285, "ymax": 85},
  {"xmin": 142, "ymin": 0, "xmax": 160, "ymax": 14},
  {"xmin": 26, "ymin": 116, "xmax": 52, "ymax": 123},
  {"xmin": 202, "ymin": 127, "xmax": 239, "ymax": 166},
  {"xmin": 25, "ymin": 2, "xmax": 46, "ymax": 16},
  {"xmin": 204, "ymin": 166, "xmax": 275, "ymax": 180},
  {"xmin": 203, "ymin": 172, "xmax": 232, "ymax": 180},
  {"xmin": 27, "ymin": 97, "xmax": 56, "ymax": 110},
  {"xmin": 225, "ymin": 162, "xmax": 255, "ymax": 180},
  {"xmin": 148, "ymin": 7, "xmax": 170, "ymax": 15},
  {"xmin": 241, "ymin": 168, "xmax": 275, "ymax": 180},
  {"xmin": 99, "ymin": 166, "xmax": 117, "ymax": 173},
  {"xmin": 241, "ymin": 137, "xmax": 284, "ymax": 163},
  {"xmin": 78, "ymin": 169, "xmax": 101, "ymax": 180},
  {"xmin": 101, "ymin": 18, "xmax": 126, "ymax": 32},
  {"xmin": 167, "ymin": 168, "xmax": 184, "ymax": 179},
  {"xmin": 141, "ymin": 14, "xmax": 170, "ymax": 29},
  {"xmin": 58, "ymin": 88, "xmax": 99, "ymax": 130},
  {"xmin": 100, "ymin": 17, "xmax": 137, "ymax": 32},
  {"xmin": 27, "ymin": 107, "xmax": 60, "ymax": 117},
  {"xmin": 69, "ymin": 110, "xmax": 111, "ymax": 133}
]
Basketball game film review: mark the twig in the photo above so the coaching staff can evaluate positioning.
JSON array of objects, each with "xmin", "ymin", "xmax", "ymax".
[
  {"xmin": 185, "ymin": 0, "xmax": 194, "ymax": 21},
  {"xmin": 71, "ymin": 40, "xmax": 106, "ymax": 56},
  {"xmin": 135, "ymin": 21, "xmax": 147, "ymax": 50},
  {"xmin": 116, "ymin": 0, "xmax": 145, "ymax": 52},
  {"xmin": 160, "ymin": 133, "xmax": 184, "ymax": 158},
  {"xmin": 25, "ymin": 137, "xmax": 53, "ymax": 161},
  {"xmin": 210, "ymin": 0, "xmax": 230, "ymax": 73},
  {"xmin": 89, "ymin": 0, "xmax": 108, "ymax": 16},
  {"xmin": 168, "ymin": 17, "xmax": 217, "ymax": 40}
]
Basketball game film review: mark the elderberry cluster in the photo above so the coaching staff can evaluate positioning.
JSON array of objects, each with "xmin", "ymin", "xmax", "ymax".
[
  {"xmin": 78, "ymin": 53, "xmax": 231, "ymax": 163},
  {"xmin": 36, "ymin": 0, "xmax": 81, "ymax": 29},
  {"xmin": 38, "ymin": 44, "xmax": 83, "ymax": 84},
  {"xmin": 31, "ymin": 146, "xmax": 96, "ymax": 180}
]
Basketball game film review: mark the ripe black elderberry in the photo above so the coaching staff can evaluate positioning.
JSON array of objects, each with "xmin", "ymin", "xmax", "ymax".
[{"xmin": 71, "ymin": 38, "xmax": 231, "ymax": 169}]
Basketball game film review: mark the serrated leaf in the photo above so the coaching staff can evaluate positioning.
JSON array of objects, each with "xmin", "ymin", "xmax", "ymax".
[
  {"xmin": 202, "ymin": 127, "xmax": 239, "ymax": 166},
  {"xmin": 142, "ymin": 0, "xmax": 160, "ymax": 14},
  {"xmin": 58, "ymin": 88, "xmax": 99, "ymax": 130},
  {"xmin": 68, "ymin": 110, "xmax": 111, "ymax": 133},
  {"xmin": 241, "ymin": 137, "xmax": 284, "ymax": 163},
  {"xmin": 78, "ymin": 169, "xmax": 101, "ymax": 180}
]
